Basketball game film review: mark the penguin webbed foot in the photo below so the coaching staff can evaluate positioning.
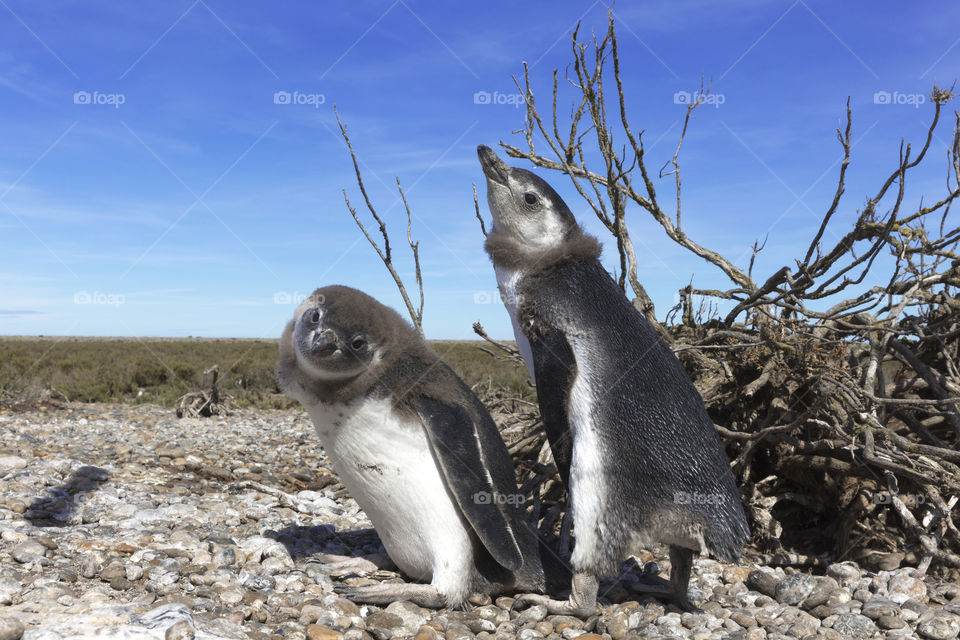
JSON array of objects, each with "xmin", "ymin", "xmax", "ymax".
[
  {"xmin": 333, "ymin": 582, "xmax": 447, "ymax": 609},
  {"xmin": 515, "ymin": 571, "xmax": 598, "ymax": 618},
  {"xmin": 318, "ymin": 552, "xmax": 391, "ymax": 574},
  {"xmin": 627, "ymin": 546, "xmax": 702, "ymax": 613}
]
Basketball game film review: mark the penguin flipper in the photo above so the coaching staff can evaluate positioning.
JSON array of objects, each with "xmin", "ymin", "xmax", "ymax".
[
  {"xmin": 414, "ymin": 396, "xmax": 524, "ymax": 572},
  {"xmin": 527, "ymin": 326, "xmax": 575, "ymax": 486}
]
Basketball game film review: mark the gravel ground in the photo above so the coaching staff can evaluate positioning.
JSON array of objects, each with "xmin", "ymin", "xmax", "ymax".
[{"xmin": 1, "ymin": 403, "xmax": 959, "ymax": 640}]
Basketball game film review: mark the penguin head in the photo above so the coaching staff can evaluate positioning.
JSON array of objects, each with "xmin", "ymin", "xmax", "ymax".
[
  {"xmin": 289, "ymin": 286, "xmax": 388, "ymax": 382},
  {"xmin": 477, "ymin": 145, "xmax": 577, "ymax": 248}
]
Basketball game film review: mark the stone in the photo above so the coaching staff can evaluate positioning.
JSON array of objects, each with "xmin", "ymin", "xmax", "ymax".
[
  {"xmin": 385, "ymin": 601, "xmax": 429, "ymax": 630},
  {"xmin": 164, "ymin": 620, "xmax": 195, "ymax": 640},
  {"xmin": 212, "ymin": 547, "xmax": 236, "ymax": 568},
  {"xmin": 723, "ymin": 566, "xmax": 753, "ymax": 584},
  {"xmin": 11, "ymin": 543, "xmax": 49, "ymax": 566},
  {"xmin": 366, "ymin": 612, "xmax": 402, "ymax": 629},
  {"xmin": 550, "ymin": 616, "xmax": 583, "ymax": 633},
  {"xmin": 99, "ymin": 562, "xmax": 126, "ymax": 582},
  {"xmin": 877, "ymin": 615, "xmax": 906, "ymax": 630},
  {"xmin": 0, "ymin": 618, "xmax": 25, "ymax": 640},
  {"xmin": 830, "ymin": 613, "xmax": 877, "ymax": 639},
  {"xmin": 414, "ymin": 626, "xmax": 442, "ymax": 640},
  {"xmin": 888, "ymin": 573, "xmax": 928, "ymax": 603},
  {"xmin": 515, "ymin": 605, "xmax": 548, "ymax": 625},
  {"xmin": 860, "ymin": 598, "xmax": 898, "ymax": 620},
  {"xmin": 534, "ymin": 621, "xmax": 553, "ymax": 636},
  {"xmin": 680, "ymin": 611, "xmax": 710, "ymax": 629},
  {"xmin": 218, "ymin": 586, "xmax": 244, "ymax": 605},
  {"xmin": 825, "ymin": 562, "xmax": 861, "ymax": 588},
  {"xmin": 307, "ymin": 625, "xmax": 344, "ymax": 640},
  {"xmin": 730, "ymin": 611, "xmax": 757, "ymax": 628},
  {"xmin": 800, "ymin": 576, "xmax": 839, "ymax": 610},
  {"xmin": 444, "ymin": 621, "xmax": 475, "ymax": 639},
  {"xmin": 774, "ymin": 573, "xmax": 816, "ymax": 606},
  {"xmin": 746, "ymin": 570, "xmax": 780, "ymax": 598},
  {"xmin": 917, "ymin": 610, "xmax": 960, "ymax": 640},
  {"xmin": 786, "ymin": 610, "xmax": 819, "ymax": 637},
  {"xmin": 79, "ymin": 553, "xmax": 104, "ymax": 579},
  {"xmin": 0, "ymin": 456, "xmax": 27, "ymax": 473}
]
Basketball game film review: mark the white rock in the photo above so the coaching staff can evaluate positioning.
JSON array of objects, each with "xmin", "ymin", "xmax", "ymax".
[{"xmin": 0, "ymin": 456, "xmax": 27, "ymax": 473}]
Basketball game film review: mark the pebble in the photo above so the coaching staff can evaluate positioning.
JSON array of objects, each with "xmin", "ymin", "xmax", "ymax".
[
  {"xmin": 861, "ymin": 597, "xmax": 899, "ymax": 620},
  {"xmin": 830, "ymin": 613, "xmax": 877, "ymax": 639},
  {"xmin": 801, "ymin": 576, "xmax": 839, "ymax": 610},
  {"xmin": 889, "ymin": 572, "xmax": 929, "ymax": 602},
  {"xmin": 825, "ymin": 562, "xmax": 861, "ymax": 587},
  {"xmin": 164, "ymin": 620, "xmax": 195, "ymax": 640},
  {"xmin": 386, "ymin": 601, "xmax": 430, "ymax": 630},
  {"xmin": 746, "ymin": 569, "xmax": 780, "ymax": 598},
  {"xmin": 0, "ymin": 618, "xmax": 25, "ymax": 640},
  {"xmin": 917, "ymin": 610, "xmax": 960, "ymax": 640},
  {"xmin": 878, "ymin": 614, "xmax": 906, "ymax": 630},
  {"xmin": 307, "ymin": 625, "xmax": 344, "ymax": 640},
  {"xmin": 774, "ymin": 573, "xmax": 815, "ymax": 606},
  {"xmin": 516, "ymin": 605, "xmax": 548, "ymax": 625},
  {"xmin": 0, "ymin": 456, "xmax": 27, "ymax": 473}
]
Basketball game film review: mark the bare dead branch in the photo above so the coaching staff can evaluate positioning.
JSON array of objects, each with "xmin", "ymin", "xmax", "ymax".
[{"xmin": 336, "ymin": 108, "xmax": 425, "ymax": 335}]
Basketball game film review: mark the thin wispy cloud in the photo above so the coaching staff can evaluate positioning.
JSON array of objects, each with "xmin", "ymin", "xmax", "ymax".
[{"xmin": 0, "ymin": 0, "xmax": 956, "ymax": 338}]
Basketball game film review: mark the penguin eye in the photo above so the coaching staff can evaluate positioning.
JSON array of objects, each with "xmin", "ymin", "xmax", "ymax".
[
  {"xmin": 350, "ymin": 337, "xmax": 366, "ymax": 351},
  {"xmin": 523, "ymin": 193, "xmax": 539, "ymax": 206},
  {"xmin": 310, "ymin": 310, "xmax": 320, "ymax": 323}
]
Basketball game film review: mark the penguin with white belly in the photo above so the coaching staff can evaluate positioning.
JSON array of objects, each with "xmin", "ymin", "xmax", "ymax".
[
  {"xmin": 278, "ymin": 285, "xmax": 547, "ymax": 607},
  {"xmin": 477, "ymin": 145, "xmax": 750, "ymax": 615}
]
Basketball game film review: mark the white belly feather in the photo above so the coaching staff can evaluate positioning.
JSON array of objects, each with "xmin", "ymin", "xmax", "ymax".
[
  {"xmin": 565, "ymin": 334, "xmax": 609, "ymax": 569},
  {"xmin": 494, "ymin": 265, "xmax": 535, "ymax": 379},
  {"xmin": 304, "ymin": 397, "xmax": 475, "ymax": 601}
]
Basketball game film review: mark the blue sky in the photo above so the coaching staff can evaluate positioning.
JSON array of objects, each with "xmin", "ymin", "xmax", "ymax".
[{"xmin": 1, "ymin": 0, "xmax": 957, "ymax": 339}]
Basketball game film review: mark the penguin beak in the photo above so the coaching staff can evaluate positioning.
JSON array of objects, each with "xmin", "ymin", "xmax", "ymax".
[
  {"xmin": 477, "ymin": 145, "xmax": 509, "ymax": 186},
  {"xmin": 311, "ymin": 328, "xmax": 338, "ymax": 356}
]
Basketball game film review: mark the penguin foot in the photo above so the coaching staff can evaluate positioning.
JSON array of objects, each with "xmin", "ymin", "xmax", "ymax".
[
  {"xmin": 628, "ymin": 546, "xmax": 702, "ymax": 613},
  {"xmin": 317, "ymin": 553, "xmax": 389, "ymax": 574},
  {"xmin": 333, "ymin": 583, "xmax": 447, "ymax": 608},
  {"xmin": 515, "ymin": 571, "xmax": 598, "ymax": 618},
  {"xmin": 628, "ymin": 582, "xmax": 702, "ymax": 613},
  {"xmin": 514, "ymin": 593, "xmax": 596, "ymax": 617}
]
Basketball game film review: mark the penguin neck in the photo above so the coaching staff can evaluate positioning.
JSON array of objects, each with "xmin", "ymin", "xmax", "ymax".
[{"xmin": 484, "ymin": 226, "xmax": 602, "ymax": 274}]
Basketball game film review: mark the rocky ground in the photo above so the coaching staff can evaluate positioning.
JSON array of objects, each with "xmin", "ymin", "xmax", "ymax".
[{"xmin": 1, "ymin": 404, "xmax": 959, "ymax": 640}]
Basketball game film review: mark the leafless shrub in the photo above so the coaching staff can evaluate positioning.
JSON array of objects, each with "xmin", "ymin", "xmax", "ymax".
[
  {"xmin": 336, "ymin": 108, "xmax": 424, "ymax": 336},
  {"xmin": 499, "ymin": 11, "xmax": 960, "ymax": 575},
  {"xmin": 176, "ymin": 365, "xmax": 236, "ymax": 418}
]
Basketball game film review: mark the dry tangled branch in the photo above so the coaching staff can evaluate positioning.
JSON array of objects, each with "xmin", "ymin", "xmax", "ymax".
[
  {"xmin": 176, "ymin": 365, "xmax": 236, "ymax": 418},
  {"xmin": 500, "ymin": 10, "xmax": 960, "ymax": 576},
  {"xmin": 336, "ymin": 108, "xmax": 425, "ymax": 335}
]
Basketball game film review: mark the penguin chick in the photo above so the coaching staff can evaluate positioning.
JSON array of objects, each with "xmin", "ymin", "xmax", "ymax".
[
  {"xmin": 477, "ymin": 146, "xmax": 750, "ymax": 615},
  {"xmin": 278, "ymin": 285, "xmax": 545, "ymax": 608}
]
